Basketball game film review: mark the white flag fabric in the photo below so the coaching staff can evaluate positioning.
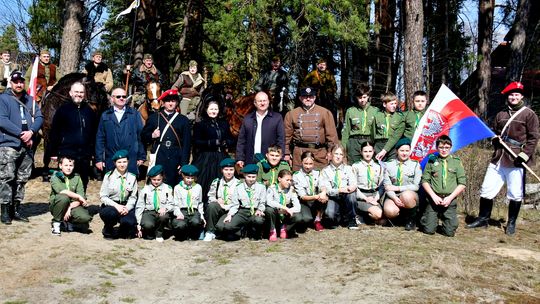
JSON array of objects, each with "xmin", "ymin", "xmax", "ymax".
[
  {"xmin": 115, "ymin": 0, "xmax": 140, "ymax": 22},
  {"xmin": 27, "ymin": 56, "xmax": 39, "ymax": 99}
]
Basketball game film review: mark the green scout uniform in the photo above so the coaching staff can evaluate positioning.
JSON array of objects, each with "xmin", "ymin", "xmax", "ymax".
[
  {"xmin": 49, "ymin": 172, "xmax": 92, "ymax": 224},
  {"xmin": 292, "ymin": 169, "xmax": 321, "ymax": 224},
  {"xmin": 420, "ymin": 154, "xmax": 466, "ymax": 236},
  {"xmin": 256, "ymin": 160, "xmax": 291, "ymax": 187},
  {"xmin": 135, "ymin": 183, "xmax": 173, "ymax": 238},
  {"xmin": 341, "ymin": 105, "xmax": 379, "ymax": 163},
  {"xmin": 206, "ymin": 176, "xmax": 240, "ymax": 234},
  {"xmin": 372, "ymin": 111, "xmax": 405, "ymax": 160},
  {"xmin": 265, "ymin": 184, "xmax": 302, "ymax": 233},
  {"xmin": 172, "ymin": 181, "xmax": 204, "ymax": 238},
  {"xmin": 351, "ymin": 160, "xmax": 383, "ymax": 212},
  {"xmin": 216, "ymin": 181, "xmax": 267, "ymax": 239},
  {"xmin": 403, "ymin": 109, "xmax": 426, "ymax": 139}
]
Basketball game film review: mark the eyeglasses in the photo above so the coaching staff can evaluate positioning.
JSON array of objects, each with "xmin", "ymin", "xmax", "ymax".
[
  {"xmin": 438, "ymin": 146, "xmax": 452, "ymax": 151},
  {"xmin": 113, "ymin": 95, "xmax": 127, "ymax": 99}
]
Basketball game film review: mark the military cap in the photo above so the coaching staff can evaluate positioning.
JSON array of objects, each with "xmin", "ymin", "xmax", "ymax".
[
  {"xmin": 181, "ymin": 164, "xmax": 199, "ymax": 176},
  {"xmin": 92, "ymin": 50, "xmax": 103, "ymax": 57},
  {"xmin": 147, "ymin": 165, "xmax": 163, "ymax": 177},
  {"xmin": 10, "ymin": 71, "xmax": 25, "ymax": 82},
  {"xmin": 241, "ymin": 164, "xmax": 259, "ymax": 175},
  {"xmin": 219, "ymin": 158, "xmax": 236, "ymax": 168},
  {"xmin": 112, "ymin": 149, "xmax": 129, "ymax": 161},
  {"xmin": 317, "ymin": 58, "xmax": 327, "ymax": 64},
  {"xmin": 157, "ymin": 89, "xmax": 180, "ymax": 102},
  {"xmin": 40, "ymin": 49, "xmax": 50, "ymax": 55},
  {"xmin": 299, "ymin": 87, "xmax": 316, "ymax": 97},
  {"xmin": 143, "ymin": 53, "xmax": 153, "ymax": 60},
  {"xmin": 395, "ymin": 137, "xmax": 411, "ymax": 150},
  {"xmin": 189, "ymin": 60, "xmax": 198, "ymax": 67},
  {"xmin": 501, "ymin": 81, "xmax": 524, "ymax": 95}
]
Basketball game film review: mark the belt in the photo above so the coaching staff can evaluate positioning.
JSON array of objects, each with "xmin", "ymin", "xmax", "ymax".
[
  {"xmin": 502, "ymin": 136, "xmax": 523, "ymax": 147},
  {"xmin": 349, "ymin": 134, "xmax": 371, "ymax": 139},
  {"xmin": 112, "ymin": 200, "xmax": 127, "ymax": 206},
  {"xmin": 294, "ymin": 142, "xmax": 326, "ymax": 149},
  {"xmin": 359, "ymin": 188, "xmax": 378, "ymax": 193},
  {"xmin": 161, "ymin": 140, "xmax": 179, "ymax": 148}
]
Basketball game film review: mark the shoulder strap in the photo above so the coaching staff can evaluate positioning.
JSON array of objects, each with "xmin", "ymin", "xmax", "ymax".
[
  {"xmin": 501, "ymin": 106, "xmax": 527, "ymax": 136},
  {"xmin": 215, "ymin": 178, "xmax": 221, "ymax": 200},
  {"xmin": 159, "ymin": 112, "xmax": 182, "ymax": 147}
]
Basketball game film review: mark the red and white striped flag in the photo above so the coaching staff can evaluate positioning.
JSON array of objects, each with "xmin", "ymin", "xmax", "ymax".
[{"xmin": 27, "ymin": 56, "xmax": 39, "ymax": 99}]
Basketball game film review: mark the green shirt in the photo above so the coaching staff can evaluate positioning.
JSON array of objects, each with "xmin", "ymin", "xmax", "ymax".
[
  {"xmin": 49, "ymin": 171, "xmax": 85, "ymax": 203},
  {"xmin": 421, "ymin": 154, "xmax": 466, "ymax": 195},
  {"xmin": 257, "ymin": 160, "xmax": 291, "ymax": 186},
  {"xmin": 372, "ymin": 111, "xmax": 405, "ymax": 151},
  {"xmin": 403, "ymin": 109, "xmax": 426, "ymax": 139},
  {"xmin": 341, "ymin": 104, "xmax": 379, "ymax": 147}
]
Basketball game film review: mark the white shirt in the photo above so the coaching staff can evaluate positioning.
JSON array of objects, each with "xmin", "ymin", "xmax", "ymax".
[
  {"xmin": 254, "ymin": 110, "xmax": 268, "ymax": 154},
  {"xmin": 114, "ymin": 107, "xmax": 125, "ymax": 123}
]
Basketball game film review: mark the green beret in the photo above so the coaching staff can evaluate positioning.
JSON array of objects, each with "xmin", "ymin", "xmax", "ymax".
[
  {"xmin": 112, "ymin": 150, "xmax": 129, "ymax": 161},
  {"xmin": 147, "ymin": 165, "xmax": 163, "ymax": 177},
  {"xmin": 181, "ymin": 164, "xmax": 199, "ymax": 176},
  {"xmin": 241, "ymin": 164, "xmax": 259, "ymax": 175},
  {"xmin": 220, "ymin": 158, "xmax": 236, "ymax": 168},
  {"xmin": 395, "ymin": 138, "xmax": 411, "ymax": 150}
]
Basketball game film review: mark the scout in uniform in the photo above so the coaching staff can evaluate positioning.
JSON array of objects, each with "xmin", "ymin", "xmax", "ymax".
[
  {"xmin": 256, "ymin": 144, "xmax": 291, "ymax": 187},
  {"xmin": 99, "ymin": 150, "xmax": 139, "ymax": 239},
  {"xmin": 203, "ymin": 158, "xmax": 240, "ymax": 242},
  {"xmin": 402, "ymin": 91, "xmax": 428, "ymax": 139},
  {"xmin": 421, "ymin": 135, "xmax": 466, "ymax": 237},
  {"xmin": 171, "ymin": 164, "xmax": 205, "ymax": 240},
  {"xmin": 265, "ymin": 169, "xmax": 302, "ymax": 241},
  {"xmin": 351, "ymin": 141, "xmax": 384, "ymax": 225},
  {"xmin": 135, "ymin": 165, "xmax": 174, "ymax": 242},
  {"xmin": 372, "ymin": 92, "xmax": 405, "ymax": 161},
  {"xmin": 382, "ymin": 138, "xmax": 422, "ymax": 230},
  {"xmin": 468, "ymin": 82, "xmax": 540, "ymax": 235},
  {"xmin": 341, "ymin": 84, "xmax": 379, "ymax": 163},
  {"xmin": 216, "ymin": 164, "xmax": 267, "ymax": 240},
  {"xmin": 293, "ymin": 151, "xmax": 328, "ymax": 232},
  {"xmin": 49, "ymin": 156, "xmax": 92, "ymax": 235},
  {"xmin": 319, "ymin": 144, "xmax": 358, "ymax": 229}
]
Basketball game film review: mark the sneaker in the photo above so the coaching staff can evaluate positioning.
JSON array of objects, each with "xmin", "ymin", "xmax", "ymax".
[
  {"xmin": 355, "ymin": 215, "xmax": 365, "ymax": 226},
  {"xmin": 314, "ymin": 220, "xmax": 324, "ymax": 232},
  {"xmin": 51, "ymin": 222, "xmax": 61, "ymax": 236},
  {"xmin": 156, "ymin": 237, "xmax": 164, "ymax": 243},
  {"xmin": 203, "ymin": 232, "xmax": 216, "ymax": 242},
  {"xmin": 280, "ymin": 228, "xmax": 288, "ymax": 239},
  {"xmin": 269, "ymin": 229, "xmax": 278, "ymax": 242}
]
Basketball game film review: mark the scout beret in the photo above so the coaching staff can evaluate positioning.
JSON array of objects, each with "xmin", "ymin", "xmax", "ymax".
[
  {"xmin": 181, "ymin": 164, "xmax": 199, "ymax": 176},
  {"xmin": 395, "ymin": 137, "xmax": 411, "ymax": 149},
  {"xmin": 143, "ymin": 53, "xmax": 153, "ymax": 60},
  {"xmin": 10, "ymin": 71, "xmax": 25, "ymax": 82},
  {"xmin": 40, "ymin": 49, "xmax": 50, "ymax": 55},
  {"xmin": 147, "ymin": 165, "xmax": 163, "ymax": 177},
  {"xmin": 241, "ymin": 164, "xmax": 259, "ymax": 175},
  {"xmin": 501, "ymin": 81, "xmax": 524, "ymax": 95},
  {"xmin": 219, "ymin": 158, "xmax": 236, "ymax": 168},
  {"xmin": 189, "ymin": 60, "xmax": 198, "ymax": 67},
  {"xmin": 157, "ymin": 89, "xmax": 180, "ymax": 102},
  {"xmin": 299, "ymin": 87, "xmax": 316, "ymax": 97},
  {"xmin": 112, "ymin": 149, "xmax": 129, "ymax": 161}
]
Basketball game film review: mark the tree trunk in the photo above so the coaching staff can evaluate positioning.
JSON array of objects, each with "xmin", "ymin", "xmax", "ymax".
[
  {"xmin": 59, "ymin": 0, "xmax": 84, "ymax": 76},
  {"xmin": 506, "ymin": 0, "xmax": 530, "ymax": 82},
  {"xmin": 403, "ymin": 0, "xmax": 423, "ymax": 108},
  {"xmin": 476, "ymin": 0, "xmax": 494, "ymax": 119},
  {"xmin": 373, "ymin": 0, "xmax": 396, "ymax": 99}
]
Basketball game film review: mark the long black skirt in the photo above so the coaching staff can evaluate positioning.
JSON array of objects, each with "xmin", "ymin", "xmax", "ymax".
[{"xmin": 192, "ymin": 151, "xmax": 228, "ymax": 205}]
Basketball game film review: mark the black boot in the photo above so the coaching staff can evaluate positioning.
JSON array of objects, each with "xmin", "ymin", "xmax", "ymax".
[
  {"xmin": 505, "ymin": 200, "xmax": 521, "ymax": 236},
  {"xmin": 11, "ymin": 202, "xmax": 29, "ymax": 222},
  {"xmin": 466, "ymin": 197, "xmax": 493, "ymax": 229},
  {"xmin": 1, "ymin": 204, "xmax": 12, "ymax": 225},
  {"xmin": 404, "ymin": 207, "xmax": 417, "ymax": 231}
]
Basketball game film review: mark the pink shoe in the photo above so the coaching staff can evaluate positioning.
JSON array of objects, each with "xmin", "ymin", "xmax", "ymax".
[
  {"xmin": 269, "ymin": 229, "xmax": 278, "ymax": 242},
  {"xmin": 280, "ymin": 227, "xmax": 288, "ymax": 239},
  {"xmin": 314, "ymin": 220, "xmax": 324, "ymax": 231}
]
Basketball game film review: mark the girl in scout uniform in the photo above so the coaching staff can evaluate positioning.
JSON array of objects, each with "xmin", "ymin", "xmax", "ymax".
[
  {"xmin": 99, "ymin": 150, "xmax": 139, "ymax": 239},
  {"xmin": 265, "ymin": 169, "xmax": 301, "ymax": 241},
  {"xmin": 292, "ymin": 151, "xmax": 328, "ymax": 232},
  {"xmin": 203, "ymin": 158, "xmax": 240, "ymax": 242},
  {"xmin": 135, "ymin": 165, "xmax": 174, "ymax": 242},
  {"xmin": 352, "ymin": 141, "xmax": 384, "ymax": 225},
  {"xmin": 171, "ymin": 164, "xmax": 205, "ymax": 240},
  {"xmin": 319, "ymin": 144, "xmax": 358, "ymax": 229},
  {"xmin": 382, "ymin": 138, "xmax": 422, "ymax": 230}
]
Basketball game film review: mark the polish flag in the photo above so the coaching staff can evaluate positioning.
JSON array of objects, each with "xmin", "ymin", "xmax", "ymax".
[{"xmin": 27, "ymin": 56, "xmax": 39, "ymax": 99}]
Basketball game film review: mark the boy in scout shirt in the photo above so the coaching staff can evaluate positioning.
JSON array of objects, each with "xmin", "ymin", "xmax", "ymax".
[
  {"xmin": 266, "ymin": 169, "xmax": 302, "ymax": 241},
  {"xmin": 256, "ymin": 145, "xmax": 291, "ymax": 187},
  {"xmin": 421, "ymin": 135, "xmax": 466, "ymax": 237},
  {"xmin": 382, "ymin": 138, "xmax": 422, "ymax": 230},
  {"xmin": 203, "ymin": 158, "xmax": 240, "ymax": 242},
  {"xmin": 49, "ymin": 156, "xmax": 92, "ymax": 236},
  {"xmin": 135, "ymin": 165, "xmax": 173, "ymax": 242},
  {"xmin": 402, "ymin": 91, "xmax": 428, "ymax": 139},
  {"xmin": 171, "ymin": 164, "xmax": 205, "ymax": 241},
  {"xmin": 372, "ymin": 92, "xmax": 405, "ymax": 161},
  {"xmin": 99, "ymin": 150, "xmax": 139, "ymax": 239},
  {"xmin": 216, "ymin": 164, "xmax": 266, "ymax": 240}
]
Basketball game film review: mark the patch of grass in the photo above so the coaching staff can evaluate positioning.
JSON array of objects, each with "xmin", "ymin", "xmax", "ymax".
[
  {"xmin": 51, "ymin": 277, "xmax": 73, "ymax": 284},
  {"xmin": 265, "ymin": 244, "xmax": 281, "ymax": 253},
  {"xmin": 188, "ymin": 272, "xmax": 200, "ymax": 276},
  {"xmin": 119, "ymin": 297, "xmax": 136, "ymax": 303},
  {"xmin": 216, "ymin": 257, "xmax": 231, "ymax": 265},
  {"xmin": 194, "ymin": 257, "xmax": 207, "ymax": 263},
  {"xmin": 100, "ymin": 281, "xmax": 115, "ymax": 289},
  {"xmin": 122, "ymin": 269, "xmax": 134, "ymax": 275},
  {"xmin": 102, "ymin": 269, "xmax": 118, "ymax": 276},
  {"xmin": 4, "ymin": 300, "xmax": 28, "ymax": 304},
  {"xmin": 62, "ymin": 288, "xmax": 84, "ymax": 299}
]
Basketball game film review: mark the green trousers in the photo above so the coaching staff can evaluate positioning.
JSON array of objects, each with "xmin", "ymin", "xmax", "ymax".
[
  {"xmin": 49, "ymin": 194, "xmax": 92, "ymax": 224},
  {"xmin": 141, "ymin": 210, "xmax": 170, "ymax": 238},
  {"xmin": 421, "ymin": 199, "xmax": 458, "ymax": 237}
]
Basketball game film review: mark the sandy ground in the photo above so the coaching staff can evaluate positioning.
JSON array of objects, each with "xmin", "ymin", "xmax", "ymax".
[{"xmin": 0, "ymin": 175, "xmax": 539, "ymax": 304}]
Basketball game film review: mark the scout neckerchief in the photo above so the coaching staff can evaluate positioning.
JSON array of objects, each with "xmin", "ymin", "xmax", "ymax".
[
  {"xmin": 277, "ymin": 184, "xmax": 286, "ymax": 220},
  {"xmin": 334, "ymin": 165, "xmax": 341, "ymax": 189},
  {"xmin": 153, "ymin": 186, "xmax": 160, "ymax": 210},
  {"xmin": 384, "ymin": 113, "xmax": 390, "ymax": 137},
  {"xmin": 396, "ymin": 161, "xmax": 403, "ymax": 186},
  {"xmin": 362, "ymin": 108, "xmax": 368, "ymax": 132},
  {"xmin": 64, "ymin": 175, "xmax": 70, "ymax": 190},
  {"xmin": 223, "ymin": 182, "xmax": 229, "ymax": 205},
  {"xmin": 366, "ymin": 161, "xmax": 374, "ymax": 189},
  {"xmin": 270, "ymin": 167, "xmax": 278, "ymax": 185},
  {"xmin": 119, "ymin": 174, "xmax": 126, "ymax": 202},
  {"xmin": 307, "ymin": 171, "xmax": 314, "ymax": 195},
  {"xmin": 441, "ymin": 158, "xmax": 448, "ymax": 189},
  {"xmin": 415, "ymin": 111, "xmax": 421, "ymax": 129},
  {"xmin": 245, "ymin": 184, "xmax": 254, "ymax": 215},
  {"xmin": 181, "ymin": 181, "xmax": 194, "ymax": 214}
]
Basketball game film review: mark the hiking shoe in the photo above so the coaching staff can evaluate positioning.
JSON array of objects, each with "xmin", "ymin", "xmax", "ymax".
[
  {"xmin": 62, "ymin": 221, "xmax": 74, "ymax": 232},
  {"xmin": 314, "ymin": 220, "xmax": 324, "ymax": 232},
  {"xmin": 156, "ymin": 237, "xmax": 164, "ymax": 243},
  {"xmin": 280, "ymin": 228, "xmax": 288, "ymax": 239},
  {"xmin": 355, "ymin": 215, "xmax": 365, "ymax": 225},
  {"xmin": 51, "ymin": 222, "xmax": 61, "ymax": 236},
  {"xmin": 203, "ymin": 232, "xmax": 216, "ymax": 242},
  {"xmin": 269, "ymin": 229, "xmax": 278, "ymax": 242}
]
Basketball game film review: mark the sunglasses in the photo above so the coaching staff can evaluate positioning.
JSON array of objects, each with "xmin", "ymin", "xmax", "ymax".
[{"xmin": 113, "ymin": 95, "xmax": 127, "ymax": 99}]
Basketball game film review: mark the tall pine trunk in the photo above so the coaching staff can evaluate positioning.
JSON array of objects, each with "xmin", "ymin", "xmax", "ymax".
[
  {"xmin": 59, "ymin": 0, "xmax": 83, "ymax": 76},
  {"xmin": 476, "ymin": 0, "xmax": 494, "ymax": 119},
  {"xmin": 506, "ymin": 0, "xmax": 530, "ymax": 82},
  {"xmin": 403, "ymin": 0, "xmax": 423, "ymax": 108}
]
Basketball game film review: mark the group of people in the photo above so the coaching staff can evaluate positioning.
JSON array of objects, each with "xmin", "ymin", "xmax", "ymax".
[{"xmin": 0, "ymin": 48, "xmax": 537, "ymax": 242}]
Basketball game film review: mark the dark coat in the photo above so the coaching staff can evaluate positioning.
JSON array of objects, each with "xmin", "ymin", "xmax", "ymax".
[
  {"xmin": 0, "ymin": 89, "xmax": 43, "ymax": 147},
  {"xmin": 192, "ymin": 118, "xmax": 234, "ymax": 153},
  {"xmin": 235, "ymin": 110, "xmax": 285, "ymax": 164}
]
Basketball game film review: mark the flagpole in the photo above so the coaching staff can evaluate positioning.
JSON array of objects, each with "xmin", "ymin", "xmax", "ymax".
[{"xmin": 498, "ymin": 138, "xmax": 540, "ymax": 182}]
